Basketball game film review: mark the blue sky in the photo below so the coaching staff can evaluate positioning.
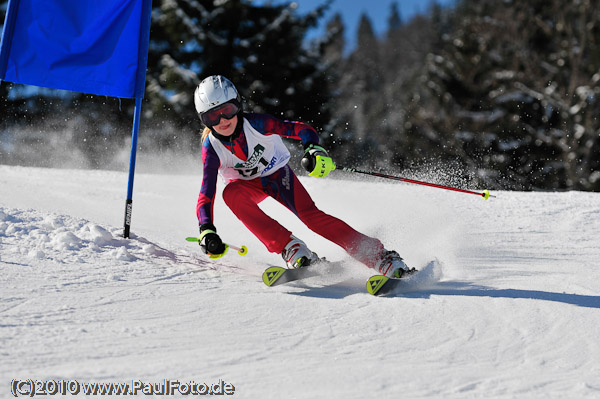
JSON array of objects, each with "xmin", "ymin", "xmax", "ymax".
[{"xmin": 289, "ymin": 0, "xmax": 457, "ymax": 50}]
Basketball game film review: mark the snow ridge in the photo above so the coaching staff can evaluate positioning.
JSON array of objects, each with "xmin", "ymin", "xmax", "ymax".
[{"xmin": 1, "ymin": 207, "xmax": 164, "ymax": 266}]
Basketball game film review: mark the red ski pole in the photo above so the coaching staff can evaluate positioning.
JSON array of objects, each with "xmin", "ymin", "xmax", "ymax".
[{"xmin": 335, "ymin": 165, "xmax": 494, "ymax": 200}]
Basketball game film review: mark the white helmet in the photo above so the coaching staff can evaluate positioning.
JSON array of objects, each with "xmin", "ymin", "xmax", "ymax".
[{"xmin": 194, "ymin": 75, "xmax": 241, "ymax": 116}]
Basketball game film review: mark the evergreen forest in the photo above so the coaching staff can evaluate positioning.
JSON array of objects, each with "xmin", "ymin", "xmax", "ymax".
[{"xmin": 1, "ymin": 0, "xmax": 599, "ymax": 191}]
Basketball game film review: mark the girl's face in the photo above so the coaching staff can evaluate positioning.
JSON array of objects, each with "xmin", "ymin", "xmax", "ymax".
[{"xmin": 212, "ymin": 115, "xmax": 238, "ymax": 137}]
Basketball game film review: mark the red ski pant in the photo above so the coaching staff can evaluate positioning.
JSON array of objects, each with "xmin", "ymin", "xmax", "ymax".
[{"xmin": 222, "ymin": 165, "xmax": 383, "ymax": 268}]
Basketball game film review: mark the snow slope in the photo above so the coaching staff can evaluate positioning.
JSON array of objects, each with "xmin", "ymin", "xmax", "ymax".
[{"xmin": 1, "ymin": 164, "xmax": 600, "ymax": 398}]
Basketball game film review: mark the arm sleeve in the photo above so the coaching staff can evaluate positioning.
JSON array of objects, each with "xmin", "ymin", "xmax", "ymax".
[
  {"xmin": 245, "ymin": 113, "xmax": 320, "ymax": 147},
  {"xmin": 196, "ymin": 137, "xmax": 220, "ymax": 226}
]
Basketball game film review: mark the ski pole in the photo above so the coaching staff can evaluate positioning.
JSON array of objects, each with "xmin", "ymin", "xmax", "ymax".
[
  {"xmin": 185, "ymin": 237, "xmax": 248, "ymax": 258},
  {"xmin": 335, "ymin": 165, "xmax": 494, "ymax": 200}
]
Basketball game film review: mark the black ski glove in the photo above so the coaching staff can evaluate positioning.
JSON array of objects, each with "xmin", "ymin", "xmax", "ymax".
[{"xmin": 199, "ymin": 223, "xmax": 226, "ymax": 255}]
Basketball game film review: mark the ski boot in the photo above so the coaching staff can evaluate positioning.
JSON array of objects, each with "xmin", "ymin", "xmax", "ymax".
[
  {"xmin": 281, "ymin": 235, "xmax": 320, "ymax": 269},
  {"xmin": 375, "ymin": 249, "xmax": 414, "ymax": 278}
]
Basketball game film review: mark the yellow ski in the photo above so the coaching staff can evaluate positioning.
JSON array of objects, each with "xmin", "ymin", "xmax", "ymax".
[
  {"xmin": 261, "ymin": 264, "xmax": 323, "ymax": 287},
  {"xmin": 367, "ymin": 275, "xmax": 390, "ymax": 295},
  {"xmin": 263, "ymin": 266, "xmax": 288, "ymax": 286}
]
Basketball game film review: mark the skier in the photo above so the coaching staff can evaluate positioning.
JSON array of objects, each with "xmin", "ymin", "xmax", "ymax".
[{"xmin": 194, "ymin": 75, "xmax": 410, "ymax": 278}]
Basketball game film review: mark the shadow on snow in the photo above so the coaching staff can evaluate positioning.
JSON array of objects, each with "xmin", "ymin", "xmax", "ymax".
[
  {"xmin": 288, "ymin": 280, "xmax": 600, "ymax": 308},
  {"xmin": 402, "ymin": 281, "xmax": 600, "ymax": 309}
]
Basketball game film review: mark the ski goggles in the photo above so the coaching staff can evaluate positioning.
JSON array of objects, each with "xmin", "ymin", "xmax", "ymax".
[{"xmin": 200, "ymin": 101, "xmax": 240, "ymax": 127}]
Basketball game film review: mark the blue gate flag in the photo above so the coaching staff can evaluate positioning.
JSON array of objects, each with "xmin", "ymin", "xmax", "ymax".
[
  {"xmin": 0, "ymin": 0, "xmax": 153, "ymax": 238},
  {"xmin": 0, "ymin": 0, "xmax": 152, "ymax": 99}
]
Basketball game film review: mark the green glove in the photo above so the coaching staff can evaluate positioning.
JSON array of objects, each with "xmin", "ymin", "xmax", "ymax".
[{"xmin": 301, "ymin": 144, "xmax": 336, "ymax": 178}]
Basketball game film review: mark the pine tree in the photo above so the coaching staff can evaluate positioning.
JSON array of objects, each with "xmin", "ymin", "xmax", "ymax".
[
  {"xmin": 321, "ymin": 13, "xmax": 345, "ymax": 66},
  {"xmin": 382, "ymin": 8, "xmax": 438, "ymax": 170},
  {"xmin": 405, "ymin": 0, "xmax": 600, "ymax": 190},
  {"xmin": 387, "ymin": 2, "xmax": 402, "ymax": 38},
  {"xmin": 317, "ymin": 13, "xmax": 346, "ymax": 150},
  {"xmin": 147, "ymin": 0, "xmax": 334, "ymax": 136},
  {"xmin": 329, "ymin": 13, "xmax": 384, "ymax": 166}
]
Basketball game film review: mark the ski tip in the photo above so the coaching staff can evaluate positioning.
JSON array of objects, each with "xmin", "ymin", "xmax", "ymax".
[
  {"xmin": 185, "ymin": 236, "xmax": 200, "ymax": 242},
  {"xmin": 263, "ymin": 266, "xmax": 286, "ymax": 287},
  {"xmin": 367, "ymin": 275, "xmax": 389, "ymax": 296}
]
